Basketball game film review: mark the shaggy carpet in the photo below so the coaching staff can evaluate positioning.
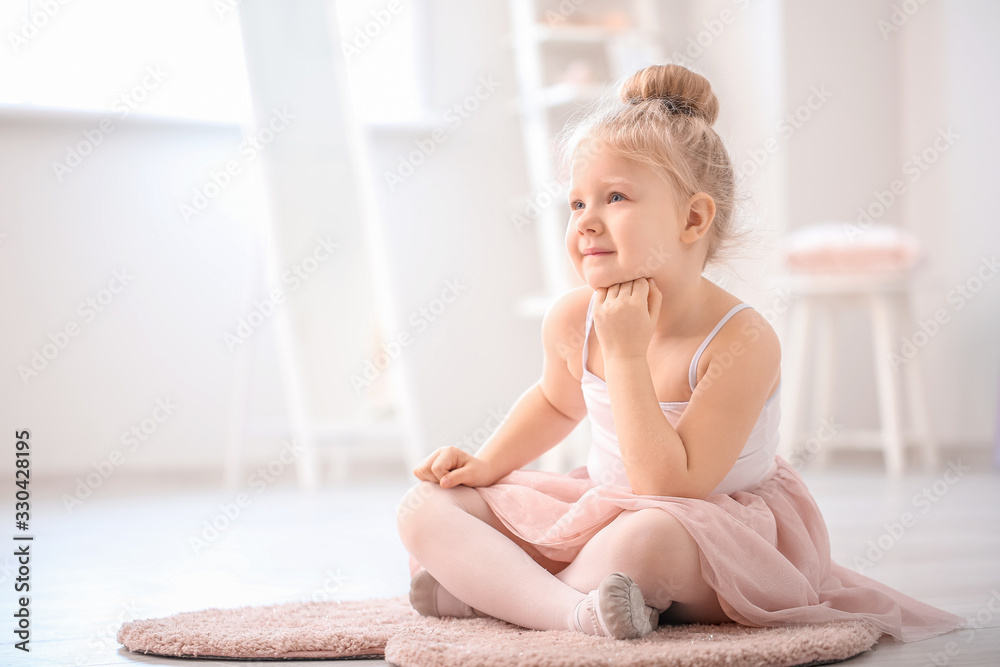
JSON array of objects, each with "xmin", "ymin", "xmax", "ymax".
[{"xmin": 118, "ymin": 595, "xmax": 882, "ymax": 666}]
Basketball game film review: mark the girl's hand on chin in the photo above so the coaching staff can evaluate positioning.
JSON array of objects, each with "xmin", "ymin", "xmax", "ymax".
[{"xmin": 593, "ymin": 277, "xmax": 662, "ymax": 360}]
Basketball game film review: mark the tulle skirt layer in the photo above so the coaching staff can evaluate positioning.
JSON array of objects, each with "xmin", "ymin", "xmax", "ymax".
[{"xmin": 473, "ymin": 456, "xmax": 962, "ymax": 642}]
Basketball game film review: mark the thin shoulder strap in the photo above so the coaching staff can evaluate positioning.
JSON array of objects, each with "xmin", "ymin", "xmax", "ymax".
[
  {"xmin": 688, "ymin": 303, "xmax": 754, "ymax": 392},
  {"xmin": 582, "ymin": 291, "xmax": 596, "ymax": 369}
]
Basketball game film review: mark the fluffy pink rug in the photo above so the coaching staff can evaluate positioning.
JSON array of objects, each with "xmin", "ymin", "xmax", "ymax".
[{"xmin": 118, "ymin": 595, "xmax": 882, "ymax": 666}]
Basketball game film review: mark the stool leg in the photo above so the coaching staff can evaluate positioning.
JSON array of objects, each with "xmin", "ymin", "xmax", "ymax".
[
  {"xmin": 779, "ymin": 293, "xmax": 812, "ymax": 465},
  {"xmin": 870, "ymin": 293, "xmax": 905, "ymax": 477},
  {"xmin": 900, "ymin": 290, "xmax": 938, "ymax": 471},
  {"xmin": 330, "ymin": 440, "xmax": 352, "ymax": 485},
  {"xmin": 812, "ymin": 300, "xmax": 836, "ymax": 469}
]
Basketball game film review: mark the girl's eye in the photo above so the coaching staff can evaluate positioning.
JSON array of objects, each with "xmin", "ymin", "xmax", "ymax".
[
  {"xmin": 570, "ymin": 201, "xmax": 583, "ymax": 211},
  {"xmin": 610, "ymin": 192, "xmax": 625, "ymax": 202}
]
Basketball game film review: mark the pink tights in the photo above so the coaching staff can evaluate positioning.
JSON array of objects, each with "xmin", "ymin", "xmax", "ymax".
[{"xmin": 396, "ymin": 481, "xmax": 728, "ymax": 632}]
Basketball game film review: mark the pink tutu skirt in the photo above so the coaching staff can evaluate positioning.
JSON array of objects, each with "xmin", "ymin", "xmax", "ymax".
[{"xmin": 469, "ymin": 456, "xmax": 962, "ymax": 643}]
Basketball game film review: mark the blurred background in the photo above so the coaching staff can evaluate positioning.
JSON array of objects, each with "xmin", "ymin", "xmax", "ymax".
[
  {"xmin": 2, "ymin": 1, "xmax": 1000, "ymax": 662},
  {"xmin": 2, "ymin": 0, "xmax": 997, "ymax": 489}
]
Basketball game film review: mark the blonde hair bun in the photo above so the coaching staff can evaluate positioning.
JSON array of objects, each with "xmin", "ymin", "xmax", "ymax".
[{"xmin": 619, "ymin": 64, "xmax": 720, "ymax": 126}]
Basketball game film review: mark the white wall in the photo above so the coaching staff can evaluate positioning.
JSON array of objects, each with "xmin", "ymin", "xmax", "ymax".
[
  {"xmin": 2, "ymin": 1, "xmax": 996, "ymax": 487},
  {"xmin": 234, "ymin": 0, "xmax": 388, "ymax": 434},
  {"xmin": 0, "ymin": 109, "xmax": 265, "ymax": 477},
  {"xmin": 661, "ymin": 0, "xmax": 1000, "ymax": 454},
  {"xmin": 778, "ymin": 0, "xmax": 999, "ymax": 450},
  {"xmin": 360, "ymin": 0, "xmax": 545, "ymax": 455},
  {"xmin": 918, "ymin": 1, "xmax": 1000, "ymax": 447}
]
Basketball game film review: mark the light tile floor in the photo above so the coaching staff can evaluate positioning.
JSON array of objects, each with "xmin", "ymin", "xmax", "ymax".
[{"xmin": 4, "ymin": 457, "xmax": 999, "ymax": 666}]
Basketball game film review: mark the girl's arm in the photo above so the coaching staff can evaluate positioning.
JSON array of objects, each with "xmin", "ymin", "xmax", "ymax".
[
  {"xmin": 474, "ymin": 381, "xmax": 580, "ymax": 484},
  {"xmin": 413, "ymin": 287, "xmax": 590, "ymax": 488},
  {"xmin": 598, "ymin": 279, "xmax": 781, "ymax": 499}
]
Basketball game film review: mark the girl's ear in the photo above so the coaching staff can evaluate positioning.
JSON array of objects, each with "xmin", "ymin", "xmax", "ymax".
[{"xmin": 680, "ymin": 193, "xmax": 716, "ymax": 243}]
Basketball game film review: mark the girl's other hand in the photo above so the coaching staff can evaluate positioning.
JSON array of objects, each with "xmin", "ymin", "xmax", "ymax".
[{"xmin": 412, "ymin": 446, "xmax": 496, "ymax": 488}]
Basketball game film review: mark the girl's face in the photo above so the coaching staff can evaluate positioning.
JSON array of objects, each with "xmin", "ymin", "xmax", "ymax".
[{"xmin": 565, "ymin": 143, "xmax": 691, "ymax": 290}]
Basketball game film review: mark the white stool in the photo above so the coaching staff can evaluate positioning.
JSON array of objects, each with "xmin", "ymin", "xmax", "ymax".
[{"xmin": 777, "ymin": 225, "xmax": 939, "ymax": 476}]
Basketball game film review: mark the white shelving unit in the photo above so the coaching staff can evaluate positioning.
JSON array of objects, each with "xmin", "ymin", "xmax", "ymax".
[
  {"xmin": 508, "ymin": 0, "xmax": 667, "ymax": 317},
  {"xmin": 506, "ymin": 0, "xmax": 667, "ymax": 470},
  {"xmin": 223, "ymin": 2, "xmax": 424, "ymax": 491}
]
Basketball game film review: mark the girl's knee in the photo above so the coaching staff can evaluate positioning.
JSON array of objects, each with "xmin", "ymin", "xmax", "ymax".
[
  {"xmin": 624, "ymin": 510, "xmax": 706, "ymax": 606},
  {"xmin": 396, "ymin": 482, "xmax": 485, "ymax": 548},
  {"xmin": 396, "ymin": 481, "xmax": 441, "ymax": 544},
  {"xmin": 620, "ymin": 509, "xmax": 690, "ymax": 554}
]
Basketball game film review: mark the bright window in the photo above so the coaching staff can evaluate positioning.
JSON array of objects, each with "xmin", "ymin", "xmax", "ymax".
[
  {"xmin": 333, "ymin": 0, "xmax": 426, "ymax": 123},
  {"xmin": 0, "ymin": 0, "xmax": 254, "ymax": 125}
]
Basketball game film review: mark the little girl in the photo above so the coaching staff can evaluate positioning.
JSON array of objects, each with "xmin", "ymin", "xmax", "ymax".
[{"xmin": 396, "ymin": 63, "xmax": 963, "ymax": 641}]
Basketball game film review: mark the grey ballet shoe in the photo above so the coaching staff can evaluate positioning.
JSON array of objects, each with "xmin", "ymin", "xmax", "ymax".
[
  {"xmin": 408, "ymin": 569, "xmax": 488, "ymax": 618},
  {"xmin": 576, "ymin": 572, "xmax": 660, "ymax": 639}
]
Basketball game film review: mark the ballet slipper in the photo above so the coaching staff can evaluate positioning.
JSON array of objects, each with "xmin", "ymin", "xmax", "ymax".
[
  {"xmin": 574, "ymin": 572, "xmax": 662, "ymax": 639},
  {"xmin": 408, "ymin": 569, "xmax": 489, "ymax": 619}
]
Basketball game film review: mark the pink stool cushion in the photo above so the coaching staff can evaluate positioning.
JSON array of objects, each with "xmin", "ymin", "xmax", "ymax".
[{"xmin": 781, "ymin": 223, "xmax": 923, "ymax": 274}]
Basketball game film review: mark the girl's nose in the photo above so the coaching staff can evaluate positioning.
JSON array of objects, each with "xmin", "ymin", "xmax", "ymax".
[{"xmin": 575, "ymin": 208, "xmax": 600, "ymax": 235}]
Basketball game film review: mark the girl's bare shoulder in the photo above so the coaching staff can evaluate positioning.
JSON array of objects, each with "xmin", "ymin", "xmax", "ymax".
[{"xmin": 541, "ymin": 286, "xmax": 593, "ymax": 365}]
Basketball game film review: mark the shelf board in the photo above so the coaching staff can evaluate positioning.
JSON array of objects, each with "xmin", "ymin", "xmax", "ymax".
[
  {"xmin": 246, "ymin": 415, "xmax": 405, "ymax": 442},
  {"xmin": 538, "ymin": 81, "xmax": 605, "ymax": 108},
  {"xmin": 0, "ymin": 102, "xmax": 243, "ymax": 129},
  {"xmin": 361, "ymin": 116, "xmax": 442, "ymax": 134},
  {"xmin": 531, "ymin": 23, "xmax": 625, "ymax": 43}
]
